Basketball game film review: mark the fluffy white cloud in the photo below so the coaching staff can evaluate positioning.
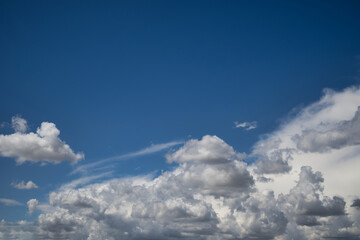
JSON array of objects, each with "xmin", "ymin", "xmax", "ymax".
[
  {"xmin": 252, "ymin": 86, "xmax": 360, "ymax": 202},
  {"xmin": 166, "ymin": 135, "xmax": 244, "ymax": 164},
  {"xmin": 11, "ymin": 181, "xmax": 38, "ymax": 190},
  {"xmin": 0, "ymin": 118, "xmax": 84, "ymax": 164},
  {"xmin": 27, "ymin": 199, "xmax": 38, "ymax": 215}
]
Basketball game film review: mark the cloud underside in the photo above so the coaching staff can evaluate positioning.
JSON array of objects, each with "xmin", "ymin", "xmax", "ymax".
[
  {"xmin": 3, "ymin": 87, "xmax": 360, "ymax": 239},
  {"xmin": 0, "ymin": 120, "xmax": 84, "ymax": 164}
]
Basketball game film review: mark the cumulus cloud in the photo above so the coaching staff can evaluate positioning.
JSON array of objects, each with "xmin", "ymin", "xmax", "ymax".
[
  {"xmin": 0, "ymin": 118, "xmax": 84, "ymax": 164},
  {"xmin": 0, "ymin": 198, "xmax": 22, "ymax": 206},
  {"xmin": 252, "ymin": 87, "xmax": 360, "ymax": 199},
  {"xmin": 27, "ymin": 199, "xmax": 38, "ymax": 215},
  {"xmin": 11, "ymin": 181, "xmax": 38, "ymax": 190},
  {"xmin": 166, "ymin": 135, "xmax": 244, "ymax": 164},
  {"xmin": 23, "ymin": 134, "xmax": 358, "ymax": 239},
  {"xmin": 234, "ymin": 121, "xmax": 257, "ymax": 130}
]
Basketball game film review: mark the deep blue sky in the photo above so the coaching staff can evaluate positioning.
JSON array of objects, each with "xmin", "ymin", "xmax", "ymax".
[{"xmin": 1, "ymin": 0, "xmax": 360, "ymax": 221}]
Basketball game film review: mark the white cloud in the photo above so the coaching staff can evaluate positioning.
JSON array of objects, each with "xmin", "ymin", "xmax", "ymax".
[
  {"xmin": 234, "ymin": 121, "xmax": 257, "ymax": 130},
  {"xmin": 0, "ymin": 119, "xmax": 84, "ymax": 164},
  {"xmin": 0, "ymin": 198, "xmax": 22, "ymax": 206},
  {"xmin": 11, "ymin": 116, "xmax": 28, "ymax": 133},
  {"xmin": 11, "ymin": 181, "xmax": 38, "ymax": 190},
  {"xmin": 166, "ymin": 135, "xmax": 244, "ymax": 164},
  {"xmin": 251, "ymin": 86, "xmax": 360, "ymax": 210},
  {"xmin": 27, "ymin": 199, "xmax": 38, "ymax": 215}
]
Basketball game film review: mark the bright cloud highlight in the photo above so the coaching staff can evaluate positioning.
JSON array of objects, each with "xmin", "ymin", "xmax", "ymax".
[{"xmin": 0, "ymin": 118, "xmax": 84, "ymax": 164}]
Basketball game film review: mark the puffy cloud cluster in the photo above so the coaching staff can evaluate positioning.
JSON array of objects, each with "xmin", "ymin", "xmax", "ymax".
[
  {"xmin": 0, "ymin": 117, "xmax": 84, "ymax": 164},
  {"xmin": 32, "ymin": 135, "xmax": 360, "ymax": 239},
  {"xmin": 2, "ymin": 87, "xmax": 360, "ymax": 239},
  {"xmin": 251, "ymin": 87, "xmax": 360, "ymax": 197},
  {"xmin": 11, "ymin": 180, "xmax": 38, "ymax": 190}
]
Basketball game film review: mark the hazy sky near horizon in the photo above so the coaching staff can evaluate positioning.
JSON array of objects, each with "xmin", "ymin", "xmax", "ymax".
[{"xmin": 1, "ymin": 1, "xmax": 360, "ymax": 239}]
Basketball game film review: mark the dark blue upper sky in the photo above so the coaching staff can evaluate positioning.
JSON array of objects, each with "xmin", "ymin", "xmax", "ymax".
[{"xmin": 1, "ymin": 0, "xmax": 360, "ymax": 221}]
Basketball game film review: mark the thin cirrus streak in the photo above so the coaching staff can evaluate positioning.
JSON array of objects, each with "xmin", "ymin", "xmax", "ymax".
[
  {"xmin": 71, "ymin": 140, "xmax": 184, "ymax": 175},
  {"xmin": 0, "ymin": 198, "xmax": 23, "ymax": 206}
]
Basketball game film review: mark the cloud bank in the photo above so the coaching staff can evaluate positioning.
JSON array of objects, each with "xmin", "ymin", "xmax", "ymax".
[
  {"xmin": 0, "ymin": 118, "xmax": 84, "ymax": 164},
  {"xmin": 2, "ymin": 87, "xmax": 360, "ymax": 239},
  {"xmin": 32, "ymin": 135, "xmax": 360, "ymax": 239}
]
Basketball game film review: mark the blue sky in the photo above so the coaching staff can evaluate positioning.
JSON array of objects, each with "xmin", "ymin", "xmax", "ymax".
[{"xmin": 1, "ymin": 1, "xmax": 360, "ymax": 239}]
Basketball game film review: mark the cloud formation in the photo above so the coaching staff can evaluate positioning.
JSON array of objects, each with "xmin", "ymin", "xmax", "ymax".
[
  {"xmin": 30, "ymin": 134, "xmax": 360, "ymax": 239},
  {"xmin": 3, "ymin": 87, "xmax": 360, "ymax": 239},
  {"xmin": 0, "ymin": 117, "xmax": 84, "ymax": 164},
  {"xmin": 234, "ymin": 121, "xmax": 257, "ymax": 130},
  {"xmin": 11, "ymin": 181, "xmax": 38, "ymax": 190}
]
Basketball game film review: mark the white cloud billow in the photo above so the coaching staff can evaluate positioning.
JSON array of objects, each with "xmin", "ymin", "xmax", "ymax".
[
  {"xmin": 0, "ymin": 117, "xmax": 84, "ymax": 164},
  {"xmin": 11, "ymin": 181, "xmax": 38, "ymax": 190},
  {"xmin": 34, "ymin": 129, "xmax": 360, "ymax": 239},
  {"xmin": 251, "ymin": 86, "xmax": 360, "ymax": 201},
  {"xmin": 166, "ymin": 135, "xmax": 244, "ymax": 164},
  {"xmin": 27, "ymin": 199, "xmax": 38, "ymax": 215}
]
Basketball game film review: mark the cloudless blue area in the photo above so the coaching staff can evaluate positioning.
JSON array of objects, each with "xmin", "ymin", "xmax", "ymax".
[{"xmin": 1, "ymin": 0, "xmax": 360, "ymax": 221}]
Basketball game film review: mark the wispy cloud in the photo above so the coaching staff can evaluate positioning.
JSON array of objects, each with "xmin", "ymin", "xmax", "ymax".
[
  {"xmin": 71, "ymin": 140, "xmax": 184, "ymax": 175},
  {"xmin": 0, "ymin": 198, "xmax": 23, "ymax": 206},
  {"xmin": 60, "ymin": 171, "xmax": 113, "ymax": 191},
  {"xmin": 234, "ymin": 121, "xmax": 257, "ymax": 130}
]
